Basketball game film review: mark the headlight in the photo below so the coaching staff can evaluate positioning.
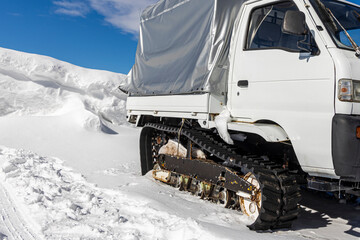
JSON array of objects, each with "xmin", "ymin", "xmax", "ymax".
[
  {"xmin": 338, "ymin": 79, "xmax": 360, "ymax": 102},
  {"xmin": 354, "ymin": 81, "xmax": 360, "ymax": 101}
]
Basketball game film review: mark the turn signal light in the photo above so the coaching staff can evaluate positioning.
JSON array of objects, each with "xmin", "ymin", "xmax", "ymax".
[
  {"xmin": 338, "ymin": 79, "xmax": 352, "ymax": 101},
  {"xmin": 338, "ymin": 79, "xmax": 360, "ymax": 102},
  {"xmin": 357, "ymin": 127, "xmax": 360, "ymax": 139}
]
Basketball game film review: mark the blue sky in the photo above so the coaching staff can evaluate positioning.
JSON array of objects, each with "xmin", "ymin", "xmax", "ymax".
[
  {"xmin": 0, "ymin": 0, "xmax": 360, "ymax": 74},
  {"xmin": 0, "ymin": 0, "xmax": 156, "ymax": 74}
]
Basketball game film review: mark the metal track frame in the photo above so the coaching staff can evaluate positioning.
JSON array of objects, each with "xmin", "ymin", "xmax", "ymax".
[
  {"xmin": 140, "ymin": 123, "xmax": 302, "ymax": 230},
  {"xmin": 159, "ymin": 155, "xmax": 254, "ymax": 194}
]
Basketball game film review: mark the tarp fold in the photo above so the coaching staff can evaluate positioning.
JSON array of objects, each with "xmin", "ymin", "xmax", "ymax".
[{"xmin": 121, "ymin": 0, "xmax": 245, "ymax": 96}]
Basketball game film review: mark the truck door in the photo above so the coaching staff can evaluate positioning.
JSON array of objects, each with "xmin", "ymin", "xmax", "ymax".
[{"xmin": 228, "ymin": 0, "xmax": 336, "ymax": 175}]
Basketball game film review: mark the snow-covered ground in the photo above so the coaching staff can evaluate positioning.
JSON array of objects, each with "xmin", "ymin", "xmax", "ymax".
[{"xmin": 0, "ymin": 47, "xmax": 359, "ymax": 239}]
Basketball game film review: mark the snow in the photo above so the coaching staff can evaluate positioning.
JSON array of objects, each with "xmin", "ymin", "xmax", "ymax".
[
  {"xmin": 0, "ymin": 47, "xmax": 359, "ymax": 239},
  {"xmin": 158, "ymin": 140, "xmax": 206, "ymax": 159},
  {"xmin": 0, "ymin": 47, "xmax": 127, "ymax": 126},
  {"xmin": 0, "ymin": 147, "xmax": 221, "ymax": 239},
  {"xmin": 159, "ymin": 139, "xmax": 188, "ymax": 158},
  {"xmin": 215, "ymin": 108, "xmax": 234, "ymax": 145}
]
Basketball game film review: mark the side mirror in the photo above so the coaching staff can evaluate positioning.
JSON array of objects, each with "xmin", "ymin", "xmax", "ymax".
[{"xmin": 282, "ymin": 10, "xmax": 307, "ymax": 36}]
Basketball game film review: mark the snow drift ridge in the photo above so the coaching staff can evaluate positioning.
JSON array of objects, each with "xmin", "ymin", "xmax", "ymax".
[{"xmin": 0, "ymin": 47, "xmax": 128, "ymax": 130}]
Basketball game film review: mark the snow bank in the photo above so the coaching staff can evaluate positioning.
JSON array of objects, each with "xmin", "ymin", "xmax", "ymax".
[
  {"xmin": 0, "ymin": 47, "xmax": 127, "ymax": 129},
  {"xmin": 0, "ymin": 146, "xmax": 218, "ymax": 239}
]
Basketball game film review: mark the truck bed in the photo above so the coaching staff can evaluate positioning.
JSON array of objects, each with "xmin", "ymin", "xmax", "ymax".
[{"xmin": 126, "ymin": 93, "xmax": 224, "ymax": 120}]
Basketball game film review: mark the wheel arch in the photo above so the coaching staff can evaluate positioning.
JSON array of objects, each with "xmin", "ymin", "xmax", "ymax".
[{"xmin": 227, "ymin": 119, "xmax": 290, "ymax": 142}]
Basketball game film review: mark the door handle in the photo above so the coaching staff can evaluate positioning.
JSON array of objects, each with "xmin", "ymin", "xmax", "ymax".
[{"xmin": 237, "ymin": 80, "xmax": 248, "ymax": 87}]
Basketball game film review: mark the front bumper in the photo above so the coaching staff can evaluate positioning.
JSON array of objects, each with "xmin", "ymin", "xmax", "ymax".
[{"xmin": 332, "ymin": 114, "xmax": 360, "ymax": 181}]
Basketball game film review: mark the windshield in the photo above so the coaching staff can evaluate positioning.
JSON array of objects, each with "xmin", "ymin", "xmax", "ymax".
[{"xmin": 310, "ymin": 0, "xmax": 360, "ymax": 51}]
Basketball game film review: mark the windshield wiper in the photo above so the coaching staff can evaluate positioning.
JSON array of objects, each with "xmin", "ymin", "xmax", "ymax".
[
  {"xmin": 353, "ymin": 10, "xmax": 360, "ymax": 22},
  {"xmin": 327, "ymin": 8, "xmax": 360, "ymax": 57},
  {"xmin": 315, "ymin": 0, "xmax": 338, "ymax": 31},
  {"xmin": 314, "ymin": 0, "xmax": 360, "ymax": 57}
]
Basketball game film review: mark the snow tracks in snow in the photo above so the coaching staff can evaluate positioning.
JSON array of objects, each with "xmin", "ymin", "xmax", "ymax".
[
  {"xmin": 0, "ymin": 180, "xmax": 38, "ymax": 240},
  {"xmin": 0, "ymin": 146, "xmax": 215, "ymax": 240}
]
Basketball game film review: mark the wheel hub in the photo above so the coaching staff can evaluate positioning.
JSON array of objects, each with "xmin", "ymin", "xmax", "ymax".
[{"xmin": 239, "ymin": 173, "xmax": 262, "ymax": 221}]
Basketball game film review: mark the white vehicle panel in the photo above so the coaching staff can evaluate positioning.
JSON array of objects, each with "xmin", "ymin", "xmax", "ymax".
[
  {"xmin": 227, "ymin": 122, "xmax": 289, "ymax": 142},
  {"xmin": 127, "ymin": 94, "xmax": 210, "ymax": 113},
  {"xmin": 329, "ymin": 48, "xmax": 354, "ymax": 114},
  {"xmin": 228, "ymin": 0, "xmax": 336, "ymax": 176}
]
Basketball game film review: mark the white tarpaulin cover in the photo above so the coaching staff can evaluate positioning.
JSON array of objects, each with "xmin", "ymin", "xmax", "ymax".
[{"xmin": 121, "ymin": 0, "xmax": 245, "ymax": 96}]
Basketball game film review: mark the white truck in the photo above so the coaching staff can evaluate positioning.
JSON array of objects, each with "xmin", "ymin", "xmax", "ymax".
[{"xmin": 121, "ymin": 0, "xmax": 360, "ymax": 230}]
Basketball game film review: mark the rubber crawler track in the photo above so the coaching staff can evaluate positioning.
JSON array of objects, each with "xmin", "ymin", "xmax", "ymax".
[{"xmin": 144, "ymin": 123, "xmax": 301, "ymax": 230}]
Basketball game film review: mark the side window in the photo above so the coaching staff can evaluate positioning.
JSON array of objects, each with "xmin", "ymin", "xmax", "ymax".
[{"xmin": 246, "ymin": 1, "xmax": 318, "ymax": 53}]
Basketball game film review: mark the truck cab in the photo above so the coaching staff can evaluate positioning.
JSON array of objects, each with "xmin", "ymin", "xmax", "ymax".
[{"xmin": 227, "ymin": 0, "xmax": 360, "ymax": 181}]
